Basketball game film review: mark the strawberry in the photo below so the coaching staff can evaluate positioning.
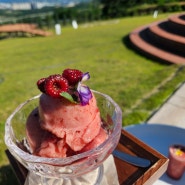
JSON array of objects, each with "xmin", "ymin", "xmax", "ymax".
[
  {"xmin": 62, "ymin": 69, "xmax": 83, "ymax": 86},
  {"xmin": 37, "ymin": 78, "xmax": 46, "ymax": 93},
  {"xmin": 44, "ymin": 74, "xmax": 69, "ymax": 98}
]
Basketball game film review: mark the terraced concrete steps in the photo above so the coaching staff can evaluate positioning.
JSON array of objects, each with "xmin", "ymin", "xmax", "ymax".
[
  {"xmin": 168, "ymin": 14, "xmax": 185, "ymax": 36},
  {"xmin": 129, "ymin": 13, "xmax": 185, "ymax": 64}
]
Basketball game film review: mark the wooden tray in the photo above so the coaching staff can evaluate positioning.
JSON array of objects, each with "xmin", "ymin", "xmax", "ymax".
[
  {"xmin": 6, "ymin": 129, "xmax": 169, "ymax": 185},
  {"xmin": 115, "ymin": 129, "xmax": 169, "ymax": 185}
]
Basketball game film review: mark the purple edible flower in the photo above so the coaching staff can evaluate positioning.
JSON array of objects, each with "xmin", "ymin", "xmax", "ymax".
[
  {"xmin": 77, "ymin": 72, "xmax": 92, "ymax": 105},
  {"xmin": 81, "ymin": 72, "xmax": 90, "ymax": 82}
]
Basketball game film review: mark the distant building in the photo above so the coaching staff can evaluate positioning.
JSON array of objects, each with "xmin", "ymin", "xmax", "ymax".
[
  {"xmin": 31, "ymin": 2, "xmax": 58, "ymax": 9},
  {"xmin": 11, "ymin": 3, "xmax": 31, "ymax": 10},
  {"xmin": 66, "ymin": 2, "xmax": 76, "ymax": 7},
  {"xmin": 0, "ymin": 1, "xmax": 78, "ymax": 10},
  {"xmin": 0, "ymin": 3, "xmax": 11, "ymax": 9}
]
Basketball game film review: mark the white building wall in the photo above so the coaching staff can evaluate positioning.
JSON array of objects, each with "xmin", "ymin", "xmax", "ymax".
[{"xmin": 11, "ymin": 3, "xmax": 31, "ymax": 10}]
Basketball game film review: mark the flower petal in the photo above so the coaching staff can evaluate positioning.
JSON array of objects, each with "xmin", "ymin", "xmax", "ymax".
[
  {"xmin": 78, "ymin": 85, "xmax": 89, "ymax": 94},
  {"xmin": 77, "ymin": 85, "xmax": 92, "ymax": 105},
  {"xmin": 81, "ymin": 72, "xmax": 90, "ymax": 82},
  {"xmin": 79, "ymin": 95, "xmax": 90, "ymax": 106}
]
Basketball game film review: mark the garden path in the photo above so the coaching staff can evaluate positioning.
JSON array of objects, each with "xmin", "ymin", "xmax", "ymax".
[{"xmin": 147, "ymin": 81, "xmax": 185, "ymax": 129}]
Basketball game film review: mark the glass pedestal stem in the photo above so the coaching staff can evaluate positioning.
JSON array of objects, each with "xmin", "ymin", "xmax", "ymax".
[{"xmin": 25, "ymin": 165, "xmax": 104, "ymax": 185}]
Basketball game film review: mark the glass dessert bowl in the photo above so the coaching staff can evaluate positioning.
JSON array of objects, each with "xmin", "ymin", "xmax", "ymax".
[{"xmin": 5, "ymin": 90, "xmax": 122, "ymax": 185}]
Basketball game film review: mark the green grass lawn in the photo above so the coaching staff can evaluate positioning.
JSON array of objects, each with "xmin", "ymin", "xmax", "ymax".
[{"xmin": 0, "ymin": 12, "xmax": 185, "ymax": 184}]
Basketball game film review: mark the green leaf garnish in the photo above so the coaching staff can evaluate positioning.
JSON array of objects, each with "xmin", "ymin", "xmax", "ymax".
[{"xmin": 60, "ymin": 92, "xmax": 77, "ymax": 103}]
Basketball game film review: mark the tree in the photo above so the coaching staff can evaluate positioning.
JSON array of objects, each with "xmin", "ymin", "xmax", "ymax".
[{"xmin": 101, "ymin": 0, "xmax": 129, "ymax": 18}]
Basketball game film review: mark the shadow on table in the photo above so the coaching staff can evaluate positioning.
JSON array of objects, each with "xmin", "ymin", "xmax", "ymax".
[{"xmin": 0, "ymin": 165, "xmax": 19, "ymax": 185}]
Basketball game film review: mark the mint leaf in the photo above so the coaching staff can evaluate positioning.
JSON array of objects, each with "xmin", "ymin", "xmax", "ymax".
[{"xmin": 60, "ymin": 92, "xmax": 77, "ymax": 103}]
